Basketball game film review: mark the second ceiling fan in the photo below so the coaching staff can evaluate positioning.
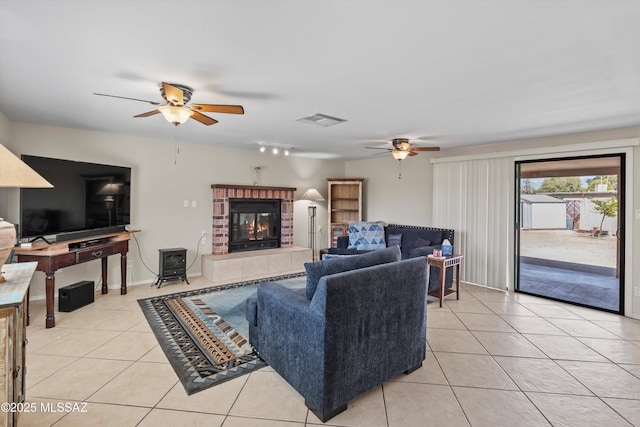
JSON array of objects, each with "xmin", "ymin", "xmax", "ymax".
[
  {"xmin": 95, "ymin": 82, "xmax": 244, "ymax": 126},
  {"xmin": 366, "ymin": 138, "xmax": 440, "ymax": 160}
]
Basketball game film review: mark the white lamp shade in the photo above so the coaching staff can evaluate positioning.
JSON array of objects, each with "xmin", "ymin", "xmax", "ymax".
[
  {"xmin": 0, "ymin": 144, "xmax": 53, "ymax": 281},
  {"xmin": 300, "ymin": 188, "xmax": 325, "ymax": 202},
  {"xmin": 97, "ymin": 183, "xmax": 122, "ymax": 195},
  {"xmin": 0, "ymin": 144, "xmax": 53, "ymax": 188}
]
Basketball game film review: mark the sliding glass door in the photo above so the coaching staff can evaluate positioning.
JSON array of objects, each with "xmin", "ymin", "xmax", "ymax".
[{"xmin": 515, "ymin": 154, "xmax": 625, "ymax": 313}]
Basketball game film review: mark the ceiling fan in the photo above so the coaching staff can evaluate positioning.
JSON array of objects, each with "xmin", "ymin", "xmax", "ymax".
[
  {"xmin": 94, "ymin": 82, "xmax": 244, "ymax": 126},
  {"xmin": 366, "ymin": 138, "xmax": 440, "ymax": 160}
]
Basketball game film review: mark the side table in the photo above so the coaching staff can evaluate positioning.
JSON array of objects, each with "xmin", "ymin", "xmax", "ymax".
[{"xmin": 426, "ymin": 254, "xmax": 463, "ymax": 307}]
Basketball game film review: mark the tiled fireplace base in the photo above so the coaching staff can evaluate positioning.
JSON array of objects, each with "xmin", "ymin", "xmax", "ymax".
[{"xmin": 201, "ymin": 246, "xmax": 311, "ymax": 283}]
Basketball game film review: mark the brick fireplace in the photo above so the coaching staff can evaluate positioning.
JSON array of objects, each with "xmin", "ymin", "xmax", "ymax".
[{"xmin": 211, "ymin": 184, "xmax": 295, "ymax": 255}]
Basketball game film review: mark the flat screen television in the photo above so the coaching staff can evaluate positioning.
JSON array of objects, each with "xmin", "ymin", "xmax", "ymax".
[{"xmin": 20, "ymin": 155, "xmax": 131, "ymax": 243}]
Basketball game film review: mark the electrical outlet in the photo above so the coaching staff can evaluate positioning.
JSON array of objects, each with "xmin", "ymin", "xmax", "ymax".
[{"xmin": 201, "ymin": 231, "xmax": 207, "ymax": 246}]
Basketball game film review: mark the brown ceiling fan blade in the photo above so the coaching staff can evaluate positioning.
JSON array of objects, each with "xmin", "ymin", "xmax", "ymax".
[
  {"xmin": 134, "ymin": 109, "xmax": 161, "ymax": 118},
  {"xmin": 191, "ymin": 111, "xmax": 218, "ymax": 125},
  {"xmin": 163, "ymin": 82, "xmax": 184, "ymax": 106},
  {"xmin": 411, "ymin": 146, "xmax": 441, "ymax": 151},
  {"xmin": 191, "ymin": 104, "xmax": 244, "ymax": 114},
  {"xmin": 408, "ymin": 151, "xmax": 419, "ymax": 157}
]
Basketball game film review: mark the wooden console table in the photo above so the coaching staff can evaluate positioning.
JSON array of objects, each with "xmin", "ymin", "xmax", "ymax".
[
  {"xmin": 426, "ymin": 254, "xmax": 463, "ymax": 307},
  {"xmin": 14, "ymin": 231, "xmax": 134, "ymax": 328}
]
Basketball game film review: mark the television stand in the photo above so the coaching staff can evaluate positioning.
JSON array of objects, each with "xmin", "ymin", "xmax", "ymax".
[{"xmin": 14, "ymin": 231, "xmax": 137, "ymax": 328}]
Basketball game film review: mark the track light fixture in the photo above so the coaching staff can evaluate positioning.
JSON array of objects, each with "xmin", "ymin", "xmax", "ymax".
[{"xmin": 257, "ymin": 142, "xmax": 294, "ymax": 156}]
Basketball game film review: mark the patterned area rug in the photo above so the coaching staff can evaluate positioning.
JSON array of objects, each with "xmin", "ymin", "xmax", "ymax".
[{"xmin": 138, "ymin": 273, "xmax": 306, "ymax": 395}]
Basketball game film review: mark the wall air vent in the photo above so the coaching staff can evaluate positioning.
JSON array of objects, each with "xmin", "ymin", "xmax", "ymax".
[{"xmin": 296, "ymin": 113, "xmax": 347, "ymax": 127}]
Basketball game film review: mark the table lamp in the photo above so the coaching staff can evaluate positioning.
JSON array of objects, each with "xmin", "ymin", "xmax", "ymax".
[{"xmin": 0, "ymin": 144, "xmax": 53, "ymax": 282}]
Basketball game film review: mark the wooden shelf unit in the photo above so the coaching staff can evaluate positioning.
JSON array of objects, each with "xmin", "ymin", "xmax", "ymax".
[{"xmin": 327, "ymin": 178, "xmax": 364, "ymax": 247}]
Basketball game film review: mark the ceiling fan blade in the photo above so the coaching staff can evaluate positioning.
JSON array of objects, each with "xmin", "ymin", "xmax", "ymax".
[
  {"xmin": 163, "ymin": 82, "xmax": 184, "ymax": 106},
  {"xmin": 191, "ymin": 104, "xmax": 245, "ymax": 114},
  {"xmin": 133, "ymin": 109, "xmax": 161, "ymax": 118},
  {"xmin": 365, "ymin": 146, "xmax": 391, "ymax": 150},
  {"xmin": 191, "ymin": 111, "xmax": 218, "ymax": 125},
  {"xmin": 411, "ymin": 146, "xmax": 441, "ymax": 151},
  {"xmin": 408, "ymin": 151, "xmax": 419, "ymax": 157},
  {"xmin": 94, "ymin": 93, "xmax": 161, "ymax": 106}
]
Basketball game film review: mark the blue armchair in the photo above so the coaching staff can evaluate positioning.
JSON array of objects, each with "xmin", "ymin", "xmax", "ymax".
[{"xmin": 247, "ymin": 248, "xmax": 427, "ymax": 422}]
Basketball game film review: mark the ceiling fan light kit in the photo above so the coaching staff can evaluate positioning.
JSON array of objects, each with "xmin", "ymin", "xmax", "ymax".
[
  {"xmin": 392, "ymin": 149, "xmax": 409, "ymax": 161},
  {"xmin": 95, "ymin": 82, "xmax": 244, "ymax": 127},
  {"xmin": 159, "ymin": 105, "xmax": 194, "ymax": 125},
  {"xmin": 365, "ymin": 137, "xmax": 440, "ymax": 161}
]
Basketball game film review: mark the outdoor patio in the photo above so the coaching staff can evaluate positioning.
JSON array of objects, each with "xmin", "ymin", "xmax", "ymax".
[{"xmin": 519, "ymin": 229, "xmax": 620, "ymax": 312}]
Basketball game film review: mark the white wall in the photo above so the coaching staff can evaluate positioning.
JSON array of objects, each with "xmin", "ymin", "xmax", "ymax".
[
  {"xmin": 0, "ymin": 114, "xmax": 10, "ymax": 214},
  {"xmin": 345, "ymin": 153, "xmax": 435, "ymax": 226},
  {"xmin": 0, "ymin": 116, "xmax": 345, "ymax": 299}
]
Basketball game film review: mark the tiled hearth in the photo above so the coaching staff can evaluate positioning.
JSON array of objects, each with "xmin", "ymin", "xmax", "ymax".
[{"xmin": 201, "ymin": 246, "xmax": 311, "ymax": 283}]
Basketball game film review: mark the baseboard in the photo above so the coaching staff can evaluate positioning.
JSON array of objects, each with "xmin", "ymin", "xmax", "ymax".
[{"xmin": 27, "ymin": 273, "xmax": 204, "ymax": 301}]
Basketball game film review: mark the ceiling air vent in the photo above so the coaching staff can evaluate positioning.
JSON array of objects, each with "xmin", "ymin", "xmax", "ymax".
[{"xmin": 296, "ymin": 113, "xmax": 347, "ymax": 127}]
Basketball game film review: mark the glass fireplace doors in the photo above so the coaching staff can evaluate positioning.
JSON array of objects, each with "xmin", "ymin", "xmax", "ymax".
[{"xmin": 229, "ymin": 199, "xmax": 281, "ymax": 252}]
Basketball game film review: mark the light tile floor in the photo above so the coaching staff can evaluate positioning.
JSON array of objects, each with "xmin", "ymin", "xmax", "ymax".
[{"xmin": 19, "ymin": 277, "xmax": 640, "ymax": 427}]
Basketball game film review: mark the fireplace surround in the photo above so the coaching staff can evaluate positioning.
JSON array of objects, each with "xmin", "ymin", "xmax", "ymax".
[{"xmin": 211, "ymin": 184, "xmax": 295, "ymax": 255}]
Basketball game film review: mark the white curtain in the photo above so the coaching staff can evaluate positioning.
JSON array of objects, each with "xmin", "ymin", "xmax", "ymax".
[{"xmin": 432, "ymin": 157, "xmax": 513, "ymax": 290}]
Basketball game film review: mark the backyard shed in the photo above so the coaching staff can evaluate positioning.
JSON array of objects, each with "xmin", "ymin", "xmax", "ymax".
[{"xmin": 521, "ymin": 194, "xmax": 566, "ymax": 229}]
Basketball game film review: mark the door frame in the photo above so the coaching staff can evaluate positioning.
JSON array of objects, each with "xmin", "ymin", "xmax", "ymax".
[{"xmin": 514, "ymin": 153, "xmax": 626, "ymax": 314}]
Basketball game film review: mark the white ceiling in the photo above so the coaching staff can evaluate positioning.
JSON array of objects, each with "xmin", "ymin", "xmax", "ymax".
[{"xmin": 1, "ymin": 0, "xmax": 639, "ymax": 159}]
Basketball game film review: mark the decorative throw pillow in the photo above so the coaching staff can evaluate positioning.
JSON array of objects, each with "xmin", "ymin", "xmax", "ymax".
[
  {"xmin": 387, "ymin": 234, "xmax": 402, "ymax": 248},
  {"xmin": 347, "ymin": 221, "xmax": 386, "ymax": 250},
  {"xmin": 414, "ymin": 237, "xmax": 431, "ymax": 248}
]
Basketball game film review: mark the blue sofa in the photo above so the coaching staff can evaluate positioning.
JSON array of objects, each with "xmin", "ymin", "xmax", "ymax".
[
  {"xmin": 328, "ymin": 223, "xmax": 455, "ymax": 293},
  {"xmin": 245, "ymin": 247, "xmax": 427, "ymax": 422}
]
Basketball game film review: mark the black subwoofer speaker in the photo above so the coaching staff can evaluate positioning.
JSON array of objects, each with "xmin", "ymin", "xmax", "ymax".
[{"xmin": 58, "ymin": 280, "xmax": 95, "ymax": 312}]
